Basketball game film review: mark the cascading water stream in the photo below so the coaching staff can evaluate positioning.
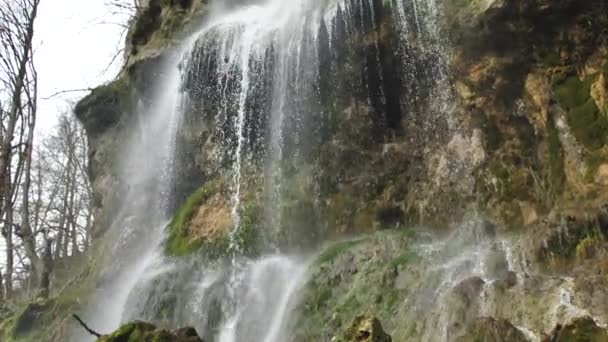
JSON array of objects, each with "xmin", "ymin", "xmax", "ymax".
[
  {"xmin": 73, "ymin": 0, "xmax": 455, "ymax": 341},
  {"xmin": 71, "ymin": 53, "xmax": 185, "ymax": 341}
]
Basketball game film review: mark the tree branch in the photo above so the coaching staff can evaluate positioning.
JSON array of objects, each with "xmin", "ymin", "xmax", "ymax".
[{"xmin": 72, "ymin": 314, "xmax": 103, "ymax": 338}]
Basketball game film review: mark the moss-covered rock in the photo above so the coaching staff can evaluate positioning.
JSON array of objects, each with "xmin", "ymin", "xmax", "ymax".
[
  {"xmin": 339, "ymin": 315, "xmax": 392, "ymax": 342},
  {"xmin": 74, "ymin": 77, "xmax": 131, "ymax": 140},
  {"xmin": 546, "ymin": 317, "xmax": 608, "ymax": 342},
  {"xmin": 126, "ymin": 0, "xmax": 208, "ymax": 65},
  {"xmin": 166, "ymin": 179, "xmax": 229, "ymax": 256},
  {"xmin": 98, "ymin": 321, "xmax": 203, "ymax": 342},
  {"xmin": 554, "ymin": 73, "xmax": 608, "ymax": 151},
  {"xmin": 290, "ymin": 230, "xmax": 418, "ymax": 342},
  {"xmin": 165, "ymin": 178, "xmax": 262, "ymax": 258}
]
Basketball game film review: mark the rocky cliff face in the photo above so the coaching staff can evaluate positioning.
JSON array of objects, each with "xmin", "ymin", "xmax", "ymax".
[
  {"xmin": 69, "ymin": 0, "xmax": 608, "ymax": 340},
  {"xmin": 77, "ymin": 0, "xmax": 608, "ymax": 242}
]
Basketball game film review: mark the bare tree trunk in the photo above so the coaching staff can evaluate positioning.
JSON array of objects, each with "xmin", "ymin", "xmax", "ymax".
[
  {"xmin": 18, "ymin": 109, "xmax": 42, "ymax": 284},
  {"xmin": 4, "ymin": 202, "xmax": 13, "ymax": 296},
  {"xmin": 37, "ymin": 236, "xmax": 53, "ymax": 299},
  {"xmin": 0, "ymin": 0, "xmax": 41, "ymax": 296},
  {"xmin": 54, "ymin": 172, "xmax": 71, "ymax": 259},
  {"xmin": 0, "ymin": 267, "xmax": 4, "ymax": 301}
]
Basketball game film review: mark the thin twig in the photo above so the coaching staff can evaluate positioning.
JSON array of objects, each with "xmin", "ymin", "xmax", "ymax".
[
  {"xmin": 41, "ymin": 88, "xmax": 93, "ymax": 100},
  {"xmin": 72, "ymin": 314, "xmax": 103, "ymax": 338}
]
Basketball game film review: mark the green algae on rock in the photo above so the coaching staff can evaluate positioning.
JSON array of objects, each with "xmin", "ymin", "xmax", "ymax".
[
  {"xmin": 165, "ymin": 178, "xmax": 262, "ymax": 258},
  {"xmin": 290, "ymin": 230, "xmax": 418, "ymax": 342},
  {"xmin": 166, "ymin": 179, "xmax": 229, "ymax": 256},
  {"xmin": 554, "ymin": 73, "xmax": 608, "ymax": 151}
]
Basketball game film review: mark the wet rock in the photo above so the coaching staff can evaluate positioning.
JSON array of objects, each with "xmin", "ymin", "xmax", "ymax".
[
  {"xmin": 456, "ymin": 317, "xmax": 528, "ymax": 342},
  {"xmin": 98, "ymin": 321, "xmax": 204, "ymax": 342},
  {"xmin": 166, "ymin": 178, "xmax": 243, "ymax": 257},
  {"xmin": 342, "ymin": 315, "xmax": 392, "ymax": 342},
  {"xmin": 446, "ymin": 277, "xmax": 486, "ymax": 338},
  {"xmin": 494, "ymin": 271, "xmax": 518, "ymax": 290},
  {"xmin": 484, "ymin": 244, "xmax": 511, "ymax": 280},
  {"xmin": 452, "ymin": 277, "xmax": 486, "ymax": 302},
  {"xmin": 544, "ymin": 317, "xmax": 608, "ymax": 342}
]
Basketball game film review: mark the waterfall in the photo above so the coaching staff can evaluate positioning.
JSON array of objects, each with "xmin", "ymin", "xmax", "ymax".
[
  {"xmin": 72, "ymin": 0, "xmax": 451, "ymax": 341},
  {"xmin": 70, "ymin": 52, "xmax": 185, "ymax": 341}
]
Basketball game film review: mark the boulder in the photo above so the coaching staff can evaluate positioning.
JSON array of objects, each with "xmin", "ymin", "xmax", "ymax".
[
  {"xmin": 98, "ymin": 321, "xmax": 204, "ymax": 342},
  {"xmin": 342, "ymin": 315, "xmax": 392, "ymax": 342}
]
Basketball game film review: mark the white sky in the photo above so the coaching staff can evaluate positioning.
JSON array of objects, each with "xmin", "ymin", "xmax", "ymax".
[{"xmin": 34, "ymin": 0, "xmax": 128, "ymax": 137}]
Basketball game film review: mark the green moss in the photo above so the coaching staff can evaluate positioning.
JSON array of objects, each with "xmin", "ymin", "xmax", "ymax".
[
  {"xmin": 165, "ymin": 179, "xmax": 223, "ymax": 256},
  {"xmin": 292, "ymin": 231, "xmax": 417, "ymax": 342},
  {"xmin": 230, "ymin": 200, "xmax": 262, "ymax": 257},
  {"xmin": 554, "ymin": 74, "xmax": 608, "ymax": 150},
  {"xmin": 165, "ymin": 177, "xmax": 264, "ymax": 259},
  {"xmin": 390, "ymin": 251, "xmax": 418, "ymax": 268},
  {"xmin": 317, "ymin": 238, "xmax": 367, "ymax": 264},
  {"xmin": 489, "ymin": 161, "xmax": 533, "ymax": 202},
  {"xmin": 575, "ymin": 234, "xmax": 605, "ymax": 260}
]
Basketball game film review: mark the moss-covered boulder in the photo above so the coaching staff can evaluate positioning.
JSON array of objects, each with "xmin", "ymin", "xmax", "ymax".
[{"xmin": 98, "ymin": 321, "xmax": 203, "ymax": 342}]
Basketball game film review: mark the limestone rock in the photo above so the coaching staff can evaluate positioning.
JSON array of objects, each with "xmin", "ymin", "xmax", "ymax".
[{"xmin": 342, "ymin": 315, "xmax": 392, "ymax": 342}]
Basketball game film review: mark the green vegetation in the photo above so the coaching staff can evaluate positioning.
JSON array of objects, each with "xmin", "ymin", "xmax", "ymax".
[
  {"xmin": 317, "ymin": 238, "xmax": 367, "ymax": 264},
  {"xmin": 575, "ymin": 233, "xmax": 605, "ymax": 260},
  {"xmin": 165, "ymin": 178, "xmax": 263, "ymax": 258},
  {"xmin": 543, "ymin": 115, "xmax": 566, "ymax": 199},
  {"xmin": 165, "ymin": 179, "xmax": 223, "ymax": 257},
  {"xmin": 554, "ymin": 74, "xmax": 608, "ymax": 150},
  {"xmin": 292, "ymin": 230, "xmax": 418, "ymax": 342}
]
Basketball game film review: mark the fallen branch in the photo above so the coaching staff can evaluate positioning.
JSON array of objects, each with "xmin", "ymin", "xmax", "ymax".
[{"xmin": 72, "ymin": 314, "xmax": 103, "ymax": 338}]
